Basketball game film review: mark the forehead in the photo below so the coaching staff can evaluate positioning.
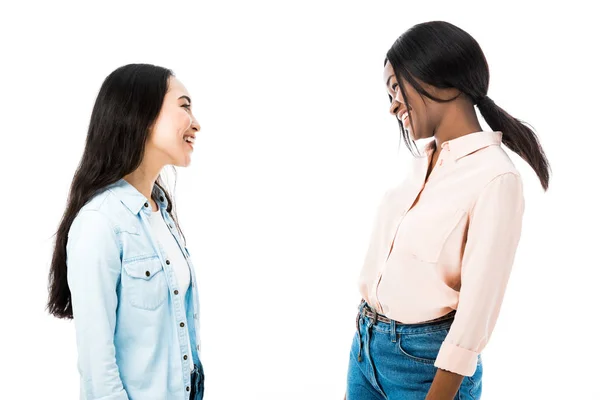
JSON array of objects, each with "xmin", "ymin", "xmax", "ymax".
[
  {"xmin": 167, "ymin": 77, "xmax": 190, "ymax": 98},
  {"xmin": 383, "ymin": 61, "xmax": 396, "ymax": 84}
]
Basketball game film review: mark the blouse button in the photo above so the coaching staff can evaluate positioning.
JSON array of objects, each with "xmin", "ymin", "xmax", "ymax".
[{"xmin": 145, "ymin": 271, "xmax": 150, "ymax": 277}]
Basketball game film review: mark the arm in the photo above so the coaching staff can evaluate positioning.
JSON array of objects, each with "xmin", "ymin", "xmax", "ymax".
[
  {"xmin": 429, "ymin": 173, "xmax": 525, "ymax": 398},
  {"xmin": 66, "ymin": 210, "xmax": 129, "ymax": 400}
]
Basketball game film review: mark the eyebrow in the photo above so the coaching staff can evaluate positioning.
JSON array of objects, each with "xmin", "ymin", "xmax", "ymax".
[{"xmin": 179, "ymin": 95, "xmax": 192, "ymax": 104}]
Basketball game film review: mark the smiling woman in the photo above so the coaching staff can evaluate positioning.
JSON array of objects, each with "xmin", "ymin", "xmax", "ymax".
[
  {"xmin": 46, "ymin": 64, "xmax": 205, "ymax": 400},
  {"xmin": 345, "ymin": 21, "xmax": 550, "ymax": 400}
]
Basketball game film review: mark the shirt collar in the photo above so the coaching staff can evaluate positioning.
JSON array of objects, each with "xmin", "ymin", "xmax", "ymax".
[
  {"xmin": 108, "ymin": 179, "xmax": 169, "ymax": 215},
  {"xmin": 424, "ymin": 131, "xmax": 503, "ymax": 161}
]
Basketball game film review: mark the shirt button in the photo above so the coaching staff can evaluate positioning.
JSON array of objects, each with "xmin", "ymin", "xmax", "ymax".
[
  {"xmin": 166, "ymin": 260, "xmax": 171, "ymax": 265},
  {"xmin": 174, "ymin": 290, "xmax": 179, "ymax": 295},
  {"xmin": 180, "ymin": 322, "xmax": 185, "ymax": 328},
  {"xmin": 144, "ymin": 202, "xmax": 149, "ymax": 208},
  {"xmin": 183, "ymin": 355, "xmax": 188, "ymax": 360},
  {"xmin": 186, "ymin": 386, "xmax": 190, "ymax": 392},
  {"xmin": 160, "ymin": 196, "xmax": 164, "ymax": 202},
  {"xmin": 145, "ymin": 271, "xmax": 150, "ymax": 277},
  {"xmin": 194, "ymin": 313, "xmax": 197, "ymax": 319}
]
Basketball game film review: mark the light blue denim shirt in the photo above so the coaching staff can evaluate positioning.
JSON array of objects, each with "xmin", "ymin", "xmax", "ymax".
[{"xmin": 66, "ymin": 179, "xmax": 201, "ymax": 400}]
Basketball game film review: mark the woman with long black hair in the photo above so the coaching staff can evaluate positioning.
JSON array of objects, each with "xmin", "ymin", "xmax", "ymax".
[
  {"xmin": 47, "ymin": 64, "xmax": 204, "ymax": 400},
  {"xmin": 346, "ymin": 21, "xmax": 550, "ymax": 399}
]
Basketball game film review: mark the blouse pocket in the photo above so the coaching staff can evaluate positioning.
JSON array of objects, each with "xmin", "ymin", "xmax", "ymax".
[
  {"xmin": 404, "ymin": 208, "xmax": 466, "ymax": 264},
  {"xmin": 122, "ymin": 256, "xmax": 168, "ymax": 310}
]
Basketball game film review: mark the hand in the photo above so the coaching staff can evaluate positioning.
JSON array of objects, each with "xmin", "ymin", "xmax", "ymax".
[{"xmin": 425, "ymin": 369, "xmax": 464, "ymax": 400}]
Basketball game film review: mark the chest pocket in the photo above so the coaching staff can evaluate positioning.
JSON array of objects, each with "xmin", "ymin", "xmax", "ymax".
[
  {"xmin": 400, "ymin": 207, "xmax": 467, "ymax": 264},
  {"xmin": 122, "ymin": 256, "xmax": 168, "ymax": 310}
]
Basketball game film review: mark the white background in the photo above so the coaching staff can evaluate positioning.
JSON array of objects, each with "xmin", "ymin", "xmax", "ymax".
[{"xmin": 1, "ymin": 1, "xmax": 599, "ymax": 399}]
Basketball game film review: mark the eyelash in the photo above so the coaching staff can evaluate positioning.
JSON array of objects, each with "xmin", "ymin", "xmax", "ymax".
[
  {"xmin": 392, "ymin": 83, "xmax": 398, "ymax": 91},
  {"xmin": 182, "ymin": 104, "xmax": 191, "ymax": 110}
]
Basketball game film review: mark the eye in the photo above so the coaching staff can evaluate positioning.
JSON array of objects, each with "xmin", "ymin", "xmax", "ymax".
[
  {"xmin": 182, "ymin": 103, "xmax": 191, "ymax": 111},
  {"xmin": 392, "ymin": 83, "xmax": 399, "ymax": 91}
]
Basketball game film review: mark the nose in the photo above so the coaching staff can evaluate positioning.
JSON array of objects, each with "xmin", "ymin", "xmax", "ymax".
[
  {"xmin": 389, "ymin": 99, "xmax": 401, "ymax": 116},
  {"xmin": 189, "ymin": 115, "xmax": 200, "ymax": 132}
]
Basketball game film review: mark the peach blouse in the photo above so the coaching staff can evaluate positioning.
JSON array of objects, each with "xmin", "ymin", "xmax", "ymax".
[{"xmin": 358, "ymin": 131, "xmax": 525, "ymax": 376}]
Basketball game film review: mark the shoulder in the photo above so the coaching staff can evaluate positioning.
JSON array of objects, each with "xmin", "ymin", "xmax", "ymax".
[
  {"xmin": 467, "ymin": 144, "xmax": 520, "ymax": 178},
  {"xmin": 71, "ymin": 190, "xmax": 122, "ymax": 241},
  {"xmin": 69, "ymin": 208, "xmax": 117, "ymax": 242},
  {"xmin": 457, "ymin": 144, "xmax": 523, "ymax": 198},
  {"xmin": 76, "ymin": 186, "xmax": 132, "ymax": 233}
]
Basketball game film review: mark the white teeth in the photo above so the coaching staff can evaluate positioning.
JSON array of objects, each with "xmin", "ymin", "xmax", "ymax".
[
  {"xmin": 184, "ymin": 136, "xmax": 195, "ymax": 144},
  {"xmin": 399, "ymin": 112, "xmax": 410, "ymax": 129}
]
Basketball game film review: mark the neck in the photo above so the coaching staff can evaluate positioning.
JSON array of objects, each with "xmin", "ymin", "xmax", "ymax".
[
  {"xmin": 123, "ymin": 158, "xmax": 163, "ymax": 207},
  {"xmin": 433, "ymin": 95, "xmax": 483, "ymax": 149}
]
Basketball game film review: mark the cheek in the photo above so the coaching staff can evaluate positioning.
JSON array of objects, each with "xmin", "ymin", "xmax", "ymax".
[
  {"xmin": 152, "ymin": 112, "xmax": 190, "ymax": 144},
  {"xmin": 413, "ymin": 103, "xmax": 429, "ymax": 128}
]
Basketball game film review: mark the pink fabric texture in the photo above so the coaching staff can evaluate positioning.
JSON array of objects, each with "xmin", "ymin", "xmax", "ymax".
[{"xmin": 358, "ymin": 131, "xmax": 525, "ymax": 376}]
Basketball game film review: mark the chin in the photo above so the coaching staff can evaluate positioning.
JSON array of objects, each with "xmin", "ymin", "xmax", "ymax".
[{"xmin": 172, "ymin": 155, "xmax": 192, "ymax": 168}]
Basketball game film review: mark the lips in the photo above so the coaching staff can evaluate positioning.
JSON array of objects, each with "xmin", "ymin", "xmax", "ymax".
[
  {"xmin": 398, "ymin": 109, "xmax": 410, "ymax": 129},
  {"xmin": 184, "ymin": 135, "xmax": 195, "ymax": 144}
]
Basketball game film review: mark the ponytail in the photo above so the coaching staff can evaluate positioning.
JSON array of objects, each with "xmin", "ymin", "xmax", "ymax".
[
  {"xmin": 385, "ymin": 21, "xmax": 551, "ymax": 190},
  {"xmin": 476, "ymin": 95, "xmax": 551, "ymax": 190}
]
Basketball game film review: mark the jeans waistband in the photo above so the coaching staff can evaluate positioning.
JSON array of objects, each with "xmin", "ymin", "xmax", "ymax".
[{"xmin": 357, "ymin": 300, "xmax": 455, "ymax": 334}]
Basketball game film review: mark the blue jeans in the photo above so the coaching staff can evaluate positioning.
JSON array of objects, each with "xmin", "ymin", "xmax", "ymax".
[
  {"xmin": 346, "ymin": 302, "xmax": 483, "ymax": 400},
  {"xmin": 190, "ymin": 363, "xmax": 205, "ymax": 399}
]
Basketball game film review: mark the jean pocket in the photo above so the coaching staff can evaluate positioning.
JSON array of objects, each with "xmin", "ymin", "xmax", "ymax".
[
  {"xmin": 122, "ymin": 256, "xmax": 168, "ymax": 310},
  {"xmin": 397, "ymin": 327, "xmax": 449, "ymax": 365}
]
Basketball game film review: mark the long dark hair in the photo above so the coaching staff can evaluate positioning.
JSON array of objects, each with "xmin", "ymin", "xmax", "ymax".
[
  {"xmin": 47, "ymin": 63, "xmax": 183, "ymax": 319},
  {"xmin": 386, "ymin": 21, "xmax": 550, "ymax": 190}
]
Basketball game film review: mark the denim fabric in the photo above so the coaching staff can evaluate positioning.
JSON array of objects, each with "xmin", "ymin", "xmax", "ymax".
[
  {"xmin": 347, "ymin": 302, "xmax": 483, "ymax": 400},
  {"xmin": 190, "ymin": 363, "xmax": 205, "ymax": 400},
  {"xmin": 66, "ymin": 179, "xmax": 202, "ymax": 399}
]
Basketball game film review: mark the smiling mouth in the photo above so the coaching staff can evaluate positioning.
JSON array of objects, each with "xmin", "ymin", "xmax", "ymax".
[
  {"xmin": 398, "ymin": 110, "xmax": 411, "ymax": 128},
  {"xmin": 184, "ymin": 135, "xmax": 196, "ymax": 145}
]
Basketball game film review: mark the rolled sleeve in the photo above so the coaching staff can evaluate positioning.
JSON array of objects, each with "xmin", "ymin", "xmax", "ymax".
[
  {"xmin": 435, "ymin": 173, "xmax": 525, "ymax": 376},
  {"xmin": 66, "ymin": 210, "xmax": 128, "ymax": 399}
]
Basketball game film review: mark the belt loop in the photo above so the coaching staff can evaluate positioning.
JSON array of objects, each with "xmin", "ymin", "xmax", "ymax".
[
  {"xmin": 372, "ymin": 309, "xmax": 379, "ymax": 326},
  {"xmin": 390, "ymin": 319, "xmax": 397, "ymax": 343},
  {"xmin": 356, "ymin": 312, "xmax": 363, "ymax": 362}
]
